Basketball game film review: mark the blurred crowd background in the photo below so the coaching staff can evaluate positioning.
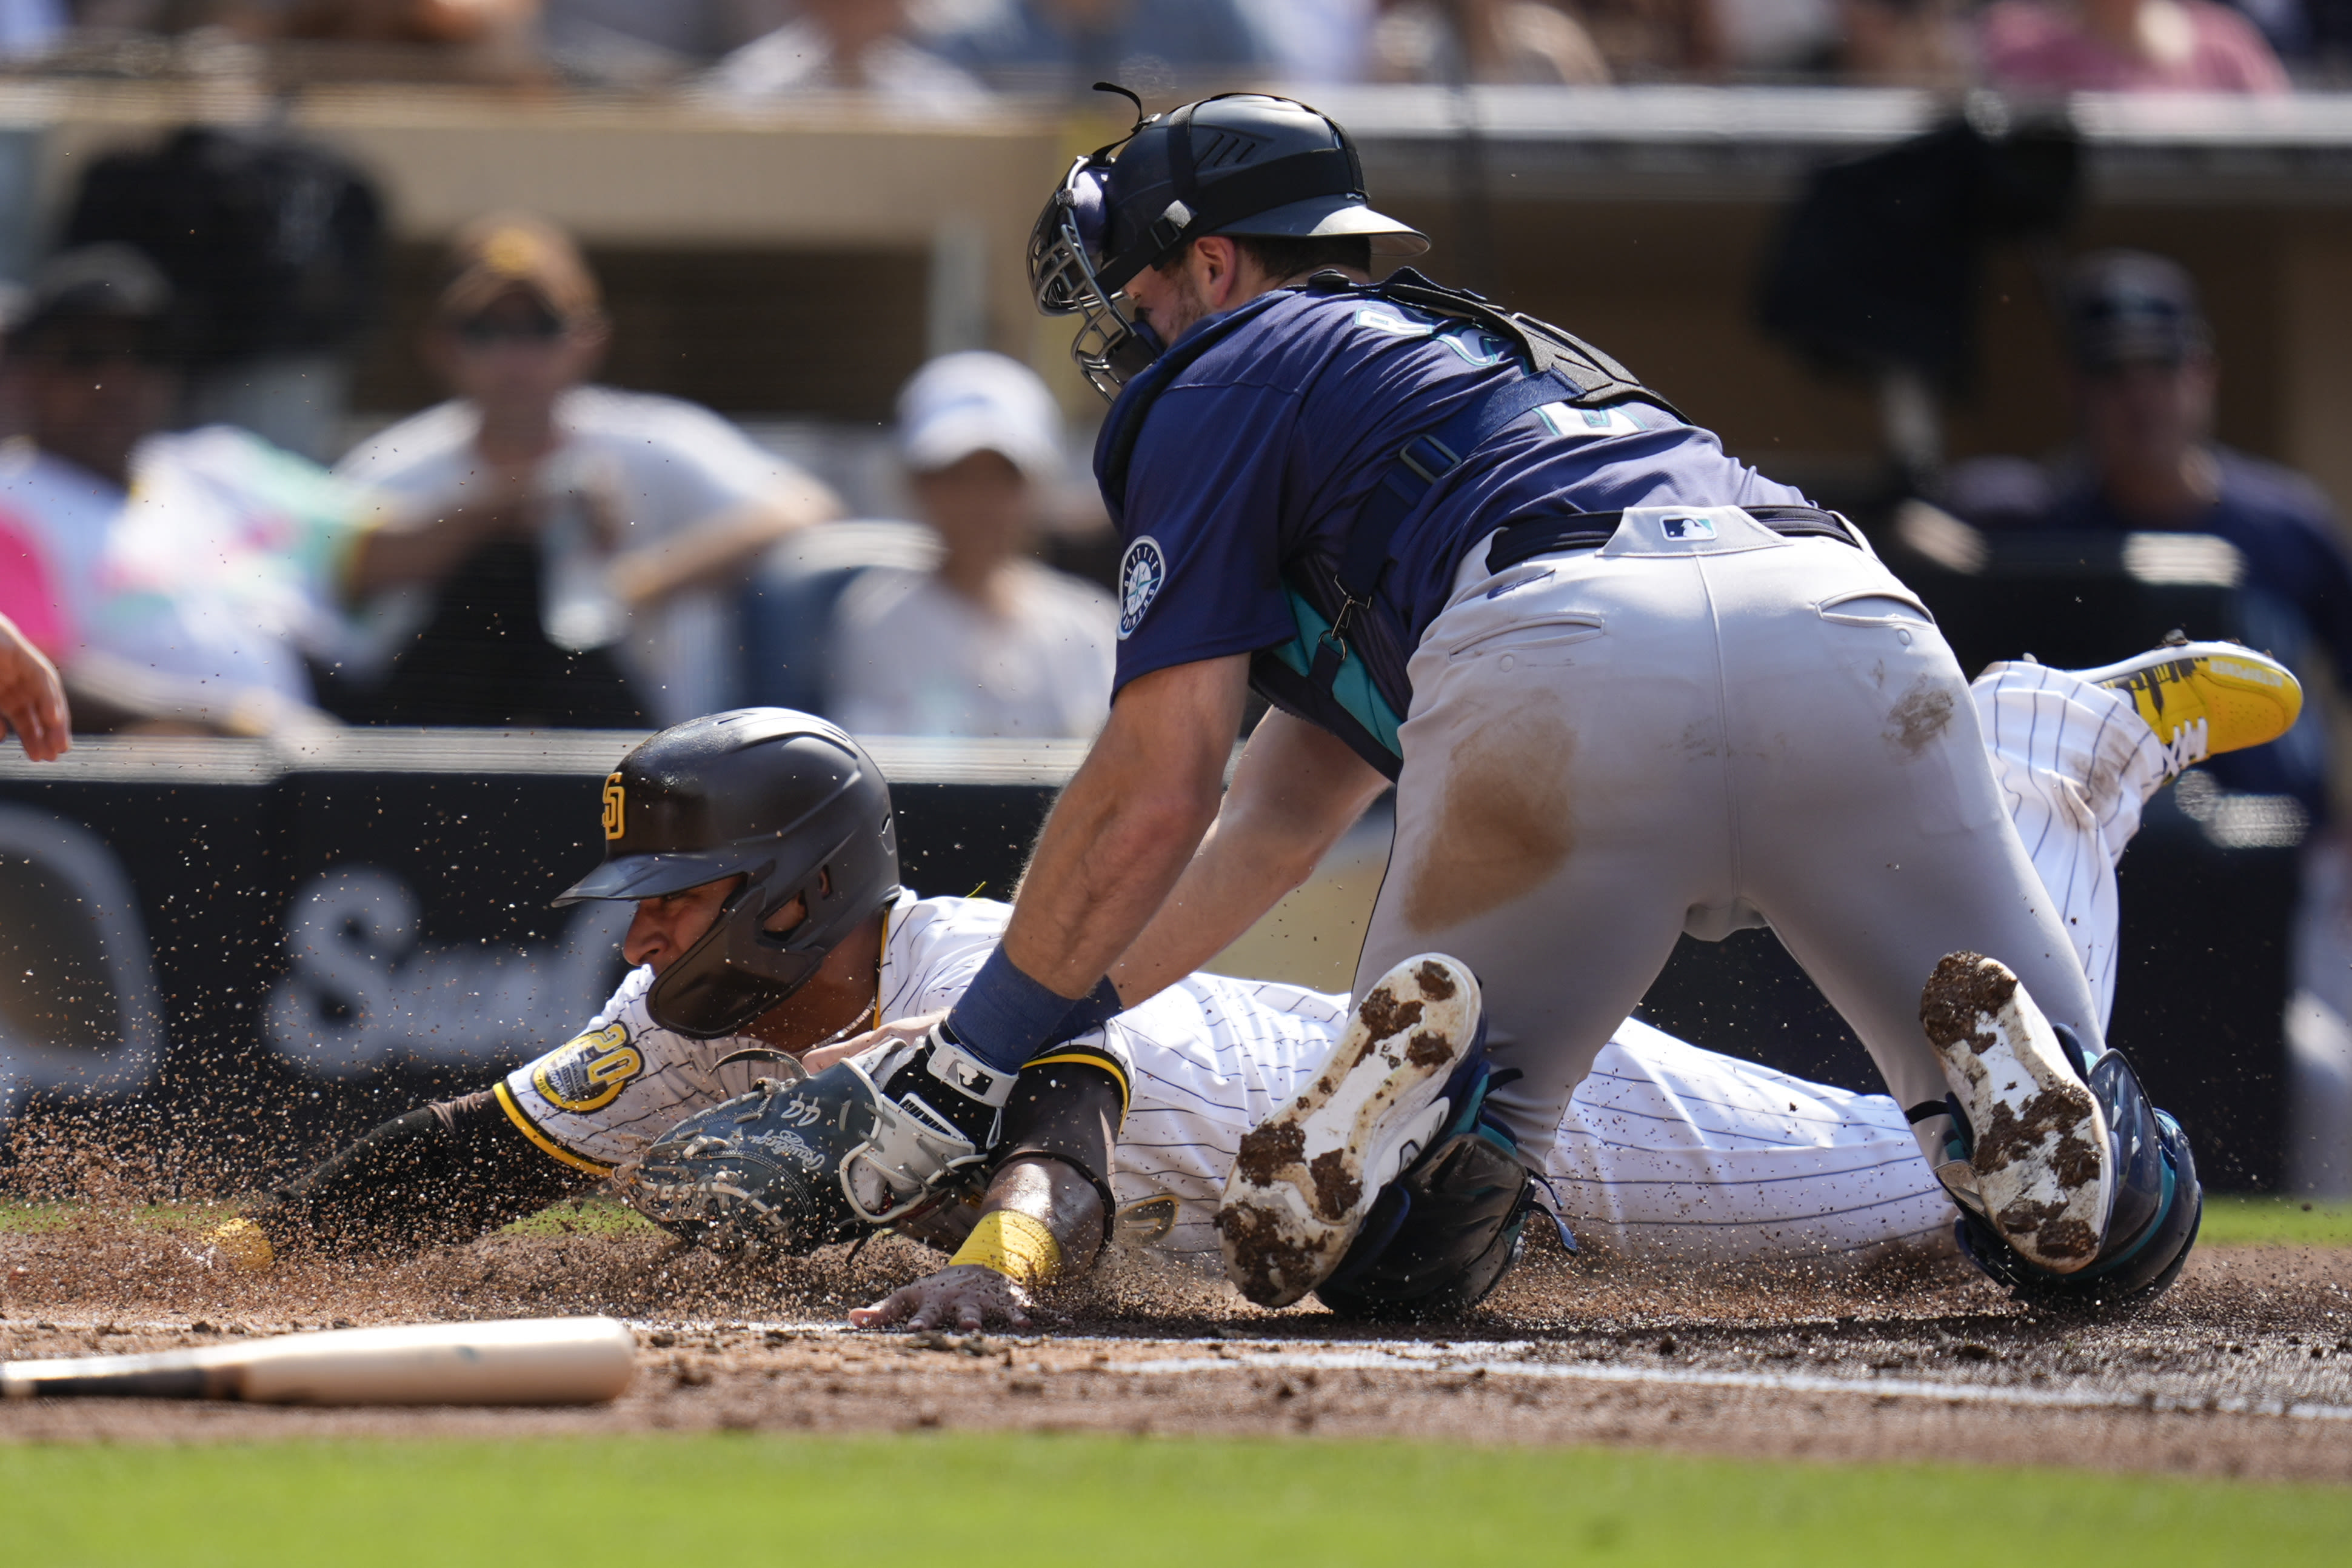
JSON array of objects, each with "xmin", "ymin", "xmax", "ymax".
[
  {"xmin": 0, "ymin": 0, "xmax": 2346, "ymax": 1186},
  {"xmin": 0, "ymin": 0, "xmax": 2345, "ymax": 93}
]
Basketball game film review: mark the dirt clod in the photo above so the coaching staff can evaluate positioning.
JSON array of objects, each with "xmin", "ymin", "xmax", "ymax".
[
  {"xmin": 1358, "ymin": 988, "xmax": 1425, "ymax": 1042},
  {"xmin": 1919, "ymin": 952, "xmax": 2015, "ymax": 1048},
  {"xmin": 1234, "ymin": 1124, "xmax": 1305, "ymax": 1186},
  {"xmin": 1308, "ymin": 1152, "xmax": 1361, "ymax": 1223}
]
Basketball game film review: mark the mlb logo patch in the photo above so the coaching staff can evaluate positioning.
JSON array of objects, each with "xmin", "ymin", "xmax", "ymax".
[{"xmin": 1660, "ymin": 515, "xmax": 1717, "ymax": 541}]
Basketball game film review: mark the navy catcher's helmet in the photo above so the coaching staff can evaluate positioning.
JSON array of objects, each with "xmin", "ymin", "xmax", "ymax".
[
  {"xmin": 1949, "ymin": 1038, "xmax": 2202, "ymax": 1310},
  {"xmin": 1029, "ymin": 90, "xmax": 1427, "ymax": 399},
  {"xmin": 556, "ymin": 709, "xmax": 900, "ymax": 1039}
]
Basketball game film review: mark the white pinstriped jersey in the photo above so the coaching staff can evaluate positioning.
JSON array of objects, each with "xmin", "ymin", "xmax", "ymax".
[{"xmin": 499, "ymin": 888, "xmax": 1956, "ymax": 1265}]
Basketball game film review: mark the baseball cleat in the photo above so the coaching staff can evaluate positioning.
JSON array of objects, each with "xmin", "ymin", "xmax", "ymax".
[
  {"xmin": 2075, "ymin": 636, "xmax": 2300, "ymax": 778},
  {"xmin": 1920, "ymin": 953, "xmax": 2114, "ymax": 1275},
  {"xmin": 1216, "ymin": 955, "xmax": 1481, "ymax": 1309}
]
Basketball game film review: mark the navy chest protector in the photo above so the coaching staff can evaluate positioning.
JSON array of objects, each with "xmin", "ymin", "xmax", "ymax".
[{"xmin": 1098, "ymin": 269, "xmax": 1679, "ymax": 779}]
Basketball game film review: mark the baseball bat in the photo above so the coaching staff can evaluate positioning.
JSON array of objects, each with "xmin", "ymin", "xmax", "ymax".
[{"xmin": 0, "ymin": 1316, "xmax": 637, "ymax": 1406}]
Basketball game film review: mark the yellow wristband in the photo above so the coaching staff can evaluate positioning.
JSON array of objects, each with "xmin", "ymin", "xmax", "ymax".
[
  {"xmin": 205, "ymin": 1217, "xmax": 275, "ymax": 1273},
  {"xmin": 949, "ymin": 1209, "xmax": 1064, "ymax": 1291}
]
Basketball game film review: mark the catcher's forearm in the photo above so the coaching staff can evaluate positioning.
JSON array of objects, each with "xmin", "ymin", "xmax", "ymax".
[
  {"xmin": 247, "ymin": 1089, "xmax": 590, "ymax": 1257},
  {"xmin": 1110, "ymin": 708, "xmax": 1388, "ymax": 1007}
]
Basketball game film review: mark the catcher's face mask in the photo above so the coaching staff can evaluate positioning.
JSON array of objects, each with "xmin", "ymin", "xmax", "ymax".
[{"xmin": 1027, "ymin": 152, "xmax": 1164, "ymax": 402}]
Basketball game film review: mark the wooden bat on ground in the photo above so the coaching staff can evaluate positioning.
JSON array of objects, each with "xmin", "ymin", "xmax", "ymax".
[{"xmin": 0, "ymin": 1316, "xmax": 638, "ymax": 1406}]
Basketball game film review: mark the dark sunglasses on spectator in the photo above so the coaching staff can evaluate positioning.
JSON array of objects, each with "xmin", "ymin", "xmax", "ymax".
[{"xmin": 452, "ymin": 312, "xmax": 567, "ymax": 347}]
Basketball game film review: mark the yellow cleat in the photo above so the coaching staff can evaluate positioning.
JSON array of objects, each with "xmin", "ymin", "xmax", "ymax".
[{"xmin": 2077, "ymin": 636, "xmax": 2302, "ymax": 777}]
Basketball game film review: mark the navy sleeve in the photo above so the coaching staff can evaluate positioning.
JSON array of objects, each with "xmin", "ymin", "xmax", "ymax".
[{"xmin": 1111, "ymin": 380, "xmax": 1304, "ymax": 694}]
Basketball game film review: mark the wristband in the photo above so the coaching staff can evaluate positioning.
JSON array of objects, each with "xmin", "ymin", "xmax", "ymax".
[
  {"xmin": 949, "ymin": 1208, "xmax": 1064, "ymax": 1291},
  {"xmin": 948, "ymin": 947, "xmax": 1082, "ymax": 1073},
  {"xmin": 1043, "ymin": 975, "xmax": 1126, "ymax": 1046}
]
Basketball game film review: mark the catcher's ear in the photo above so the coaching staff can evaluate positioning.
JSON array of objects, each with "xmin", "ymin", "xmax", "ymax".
[{"xmin": 762, "ymin": 894, "xmax": 809, "ymax": 936}]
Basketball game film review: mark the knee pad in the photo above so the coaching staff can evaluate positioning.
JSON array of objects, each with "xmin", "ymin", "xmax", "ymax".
[
  {"xmin": 1948, "ymin": 1033, "xmax": 2203, "ymax": 1312},
  {"xmin": 1312, "ymin": 1059, "xmax": 1546, "ymax": 1322}
]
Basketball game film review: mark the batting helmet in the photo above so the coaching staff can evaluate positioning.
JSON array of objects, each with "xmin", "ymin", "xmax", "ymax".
[
  {"xmin": 556, "ymin": 709, "xmax": 900, "ymax": 1039},
  {"xmin": 1029, "ymin": 90, "xmax": 1428, "ymax": 398},
  {"xmin": 1949, "ymin": 1036, "xmax": 2203, "ymax": 1310}
]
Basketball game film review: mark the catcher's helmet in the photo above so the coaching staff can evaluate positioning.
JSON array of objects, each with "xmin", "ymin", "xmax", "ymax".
[
  {"xmin": 1949, "ymin": 1036, "xmax": 2203, "ymax": 1311},
  {"xmin": 1029, "ymin": 91, "xmax": 1427, "ymax": 399},
  {"xmin": 556, "ymin": 709, "xmax": 900, "ymax": 1039}
]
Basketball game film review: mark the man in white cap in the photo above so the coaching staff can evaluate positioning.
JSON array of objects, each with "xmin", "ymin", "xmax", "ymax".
[{"xmin": 830, "ymin": 351, "xmax": 1117, "ymax": 739}]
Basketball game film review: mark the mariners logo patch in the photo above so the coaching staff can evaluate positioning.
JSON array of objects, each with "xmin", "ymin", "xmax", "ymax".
[
  {"xmin": 532, "ymin": 1022, "xmax": 645, "ymax": 1113},
  {"xmin": 1118, "ymin": 535, "xmax": 1166, "ymax": 641}
]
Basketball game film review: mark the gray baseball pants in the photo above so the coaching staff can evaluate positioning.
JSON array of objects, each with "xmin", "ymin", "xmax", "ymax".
[{"xmin": 1352, "ymin": 504, "xmax": 2103, "ymax": 1173}]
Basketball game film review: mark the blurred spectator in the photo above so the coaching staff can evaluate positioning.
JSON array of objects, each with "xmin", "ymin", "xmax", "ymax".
[
  {"xmin": 1981, "ymin": 0, "xmax": 2291, "ymax": 91},
  {"xmin": 1253, "ymin": 0, "xmax": 1377, "ymax": 82},
  {"xmin": 540, "ymin": 0, "xmax": 770, "ymax": 81},
  {"xmin": 62, "ymin": 127, "xmax": 385, "ymax": 466},
  {"xmin": 828, "ymin": 352, "xmax": 1114, "ymax": 739},
  {"xmin": 0, "ymin": 0, "xmax": 62, "ymax": 60},
  {"xmin": 270, "ymin": 0, "xmax": 538, "ymax": 45},
  {"xmin": 1950, "ymin": 251, "xmax": 2352, "ymax": 1195},
  {"xmin": 0, "ymin": 246, "xmax": 381, "ymax": 738},
  {"xmin": 1573, "ymin": 0, "xmax": 1723, "ymax": 76},
  {"xmin": 1369, "ymin": 0, "xmax": 1610, "ymax": 82},
  {"xmin": 1715, "ymin": 0, "xmax": 1840, "ymax": 76},
  {"xmin": 703, "ymin": 0, "xmax": 989, "ymax": 105},
  {"xmin": 0, "ymin": 609, "xmax": 67, "ymax": 761},
  {"xmin": 1948, "ymin": 251, "xmax": 2352, "ymax": 818},
  {"xmin": 336, "ymin": 214, "xmax": 840, "ymax": 729},
  {"xmin": 923, "ymin": 0, "xmax": 1275, "ymax": 95},
  {"xmin": 1832, "ymin": 0, "xmax": 1971, "ymax": 84}
]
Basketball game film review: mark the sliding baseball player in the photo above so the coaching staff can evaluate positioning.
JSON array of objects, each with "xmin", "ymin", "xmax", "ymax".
[{"xmin": 216, "ymin": 634, "xmax": 2293, "ymax": 1327}]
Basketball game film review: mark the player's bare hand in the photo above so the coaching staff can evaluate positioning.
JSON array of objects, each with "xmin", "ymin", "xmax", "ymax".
[
  {"xmin": 847, "ymin": 1264, "xmax": 1031, "ymax": 1332},
  {"xmin": 803, "ymin": 1009, "xmax": 947, "ymax": 1075},
  {"xmin": 0, "ymin": 613, "xmax": 68, "ymax": 761}
]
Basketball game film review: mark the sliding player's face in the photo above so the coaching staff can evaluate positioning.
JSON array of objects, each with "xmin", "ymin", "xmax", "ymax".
[{"xmin": 623, "ymin": 875, "xmax": 809, "ymax": 974}]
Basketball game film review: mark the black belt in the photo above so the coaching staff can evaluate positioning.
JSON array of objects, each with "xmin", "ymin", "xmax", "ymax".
[{"xmin": 1485, "ymin": 505, "xmax": 1859, "ymax": 575}]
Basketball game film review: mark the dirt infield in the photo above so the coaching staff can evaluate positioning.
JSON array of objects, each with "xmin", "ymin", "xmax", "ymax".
[{"xmin": 5, "ymin": 1217, "xmax": 2349, "ymax": 1481}]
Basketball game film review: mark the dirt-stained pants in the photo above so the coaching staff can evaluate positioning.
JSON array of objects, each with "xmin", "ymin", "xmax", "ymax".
[{"xmin": 1353, "ymin": 505, "xmax": 2102, "ymax": 1174}]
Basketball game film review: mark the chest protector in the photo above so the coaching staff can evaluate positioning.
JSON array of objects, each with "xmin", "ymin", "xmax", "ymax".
[{"xmin": 1099, "ymin": 268, "xmax": 1679, "ymax": 778}]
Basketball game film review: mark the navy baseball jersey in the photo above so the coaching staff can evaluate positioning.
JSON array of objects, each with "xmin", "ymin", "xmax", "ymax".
[{"xmin": 1095, "ymin": 285, "xmax": 1811, "ymax": 697}]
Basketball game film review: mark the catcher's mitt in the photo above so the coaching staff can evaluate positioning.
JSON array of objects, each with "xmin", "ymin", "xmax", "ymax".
[{"xmin": 626, "ymin": 1058, "xmax": 987, "ymax": 1256}]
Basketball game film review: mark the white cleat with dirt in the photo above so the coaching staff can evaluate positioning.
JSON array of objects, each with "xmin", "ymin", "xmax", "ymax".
[
  {"xmin": 1215, "ymin": 953, "xmax": 1482, "ymax": 1308},
  {"xmin": 1919, "ymin": 952, "xmax": 2115, "ymax": 1275}
]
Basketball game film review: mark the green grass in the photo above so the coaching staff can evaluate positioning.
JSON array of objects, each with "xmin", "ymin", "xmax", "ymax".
[
  {"xmin": 2196, "ymin": 1196, "xmax": 2352, "ymax": 1247},
  {"xmin": 1, "ymin": 1432, "xmax": 2345, "ymax": 1567},
  {"xmin": 493, "ymin": 1196, "xmax": 659, "ymax": 1237}
]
